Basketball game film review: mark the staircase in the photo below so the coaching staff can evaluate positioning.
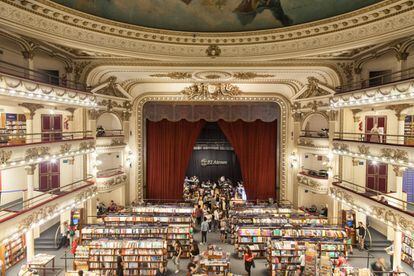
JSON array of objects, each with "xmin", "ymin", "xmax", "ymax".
[
  {"xmin": 366, "ymin": 227, "xmax": 392, "ymax": 253},
  {"xmin": 34, "ymin": 222, "xmax": 60, "ymax": 251}
]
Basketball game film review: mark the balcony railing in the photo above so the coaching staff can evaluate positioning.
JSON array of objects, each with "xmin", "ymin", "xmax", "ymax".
[
  {"xmin": 333, "ymin": 132, "xmax": 414, "ymax": 146},
  {"xmin": 0, "ymin": 176, "xmax": 94, "ymax": 223},
  {"xmin": 299, "ymin": 130, "xmax": 329, "ymax": 138},
  {"xmin": 0, "ymin": 131, "xmax": 93, "ymax": 148},
  {"xmin": 97, "ymin": 167, "xmax": 125, "ymax": 178},
  {"xmin": 96, "ymin": 129, "xmax": 124, "ymax": 137},
  {"xmin": 333, "ymin": 177, "xmax": 414, "ymax": 216},
  {"xmin": 335, "ymin": 67, "xmax": 414, "ymax": 94},
  {"xmin": 299, "ymin": 168, "xmax": 328, "ymax": 179},
  {"xmin": 0, "ymin": 60, "xmax": 88, "ymax": 92}
]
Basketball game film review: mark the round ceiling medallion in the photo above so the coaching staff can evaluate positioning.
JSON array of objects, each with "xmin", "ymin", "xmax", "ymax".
[{"xmin": 194, "ymin": 71, "xmax": 232, "ymax": 81}]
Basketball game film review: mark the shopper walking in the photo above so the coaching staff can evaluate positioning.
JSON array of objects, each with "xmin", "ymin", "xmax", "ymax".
[
  {"xmin": 172, "ymin": 240, "xmax": 182, "ymax": 274},
  {"xmin": 200, "ymin": 217, "xmax": 209, "ymax": 244},
  {"xmin": 190, "ymin": 241, "xmax": 200, "ymax": 258},
  {"xmin": 116, "ymin": 255, "xmax": 124, "ymax": 276},
  {"xmin": 243, "ymin": 247, "xmax": 254, "ymax": 276},
  {"xmin": 220, "ymin": 217, "xmax": 227, "ymax": 243},
  {"xmin": 213, "ymin": 208, "xmax": 220, "ymax": 231},
  {"xmin": 356, "ymin": 222, "xmax": 366, "ymax": 250},
  {"xmin": 195, "ymin": 205, "xmax": 203, "ymax": 227},
  {"xmin": 371, "ymin": 257, "xmax": 387, "ymax": 276}
]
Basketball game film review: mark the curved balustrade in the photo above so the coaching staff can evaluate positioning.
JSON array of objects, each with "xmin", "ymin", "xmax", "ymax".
[
  {"xmin": 96, "ymin": 168, "xmax": 127, "ymax": 191},
  {"xmin": 334, "ymin": 132, "xmax": 414, "ymax": 146},
  {"xmin": 299, "ymin": 130, "xmax": 329, "ymax": 138}
]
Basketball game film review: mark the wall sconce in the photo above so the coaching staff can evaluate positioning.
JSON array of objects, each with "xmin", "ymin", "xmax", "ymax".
[{"xmin": 289, "ymin": 152, "xmax": 298, "ymax": 169}]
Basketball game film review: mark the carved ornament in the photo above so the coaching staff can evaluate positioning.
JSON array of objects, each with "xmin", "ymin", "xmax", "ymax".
[
  {"xmin": 18, "ymin": 103, "xmax": 44, "ymax": 119},
  {"xmin": 357, "ymin": 145, "xmax": 370, "ymax": 155},
  {"xmin": 232, "ymin": 72, "xmax": 274, "ymax": 80},
  {"xmin": 0, "ymin": 150, "xmax": 12, "ymax": 165},
  {"xmin": 181, "ymin": 83, "xmax": 241, "ymax": 100},
  {"xmin": 60, "ymin": 143, "xmax": 72, "ymax": 154},
  {"xmin": 25, "ymin": 147, "xmax": 50, "ymax": 161},
  {"xmin": 149, "ymin": 72, "xmax": 192, "ymax": 79}
]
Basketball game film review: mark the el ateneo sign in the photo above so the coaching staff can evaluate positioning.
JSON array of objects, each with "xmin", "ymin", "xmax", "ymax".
[{"xmin": 200, "ymin": 158, "xmax": 228, "ymax": 167}]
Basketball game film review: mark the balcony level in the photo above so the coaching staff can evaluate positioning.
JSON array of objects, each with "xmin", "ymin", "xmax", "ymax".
[
  {"xmin": 333, "ymin": 132, "xmax": 414, "ymax": 168},
  {"xmin": 0, "ymin": 60, "xmax": 97, "ymax": 108},
  {"xmin": 331, "ymin": 67, "xmax": 414, "ymax": 109},
  {"xmin": 331, "ymin": 178, "xmax": 414, "ymax": 235},
  {"xmin": 0, "ymin": 177, "xmax": 96, "ymax": 243},
  {"xmin": 96, "ymin": 129, "xmax": 126, "ymax": 150},
  {"xmin": 297, "ymin": 169, "xmax": 329, "ymax": 194},
  {"xmin": 96, "ymin": 167, "xmax": 127, "ymax": 192},
  {"xmin": 0, "ymin": 131, "xmax": 95, "ymax": 170}
]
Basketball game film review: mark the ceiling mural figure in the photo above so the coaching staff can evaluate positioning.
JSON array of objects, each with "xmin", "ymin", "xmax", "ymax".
[{"xmin": 51, "ymin": 0, "xmax": 383, "ymax": 32}]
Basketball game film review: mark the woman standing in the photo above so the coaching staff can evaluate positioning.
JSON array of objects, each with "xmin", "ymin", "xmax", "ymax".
[
  {"xmin": 172, "ymin": 240, "xmax": 182, "ymax": 274},
  {"xmin": 243, "ymin": 247, "xmax": 254, "ymax": 276},
  {"xmin": 116, "ymin": 255, "xmax": 124, "ymax": 276},
  {"xmin": 190, "ymin": 241, "xmax": 200, "ymax": 258},
  {"xmin": 220, "ymin": 216, "xmax": 227, "ymax": 243}
]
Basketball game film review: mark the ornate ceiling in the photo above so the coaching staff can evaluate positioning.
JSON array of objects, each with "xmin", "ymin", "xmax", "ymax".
[
  {"xmin": 0, "ymin": 0, "xmax": 413, "ymax": 61},
  {"xmin": 50, "ymin": 0, "xmax": 382, "ymax": 32}
]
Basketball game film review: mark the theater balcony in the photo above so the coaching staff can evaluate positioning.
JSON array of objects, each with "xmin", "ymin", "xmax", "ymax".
[
  {"xmin": 297, "ymin": 170, "xmax": 329, "ymax": 195},
  {"xmin": 331, "ymin": 67, "xmax": 414, "ymax": 109},
  {"xmin": 331, "ymin": 178, "xmax": 414, "ymax": 235},
  {"xmin": 96, "ymin": 167, "xmax": 127, "ymax": 192},
  {"xmin": 0, "ymin": 60, "xmax": 97, "ymax": 107},
  {"xmin": 297, "ymin": 130, "xmax": 329, "ymax": 153},
  {"xmin": 0, "ymin": 131, "xmax": 95, "ymax": 170},
  {"xmin": 96, "ymin": 130, "xmax": 126, "ymax": 150},
  {"xmin": 332, "ymin": 133, "xmax": 414, "ymax": 168},
  {"xmin": 0, "ymin": 177, "xmax": 96, "ymax": 244}
]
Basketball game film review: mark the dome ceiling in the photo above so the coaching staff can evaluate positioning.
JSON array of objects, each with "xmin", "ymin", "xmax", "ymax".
[{"xmin": 50, "ymin": 0, "xmax": 383, "ymax": 32}]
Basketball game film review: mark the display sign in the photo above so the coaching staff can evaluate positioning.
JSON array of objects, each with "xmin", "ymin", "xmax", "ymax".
[{"xmin": 200, "ymin": 158, "xmax": 228, "ymax": 167}]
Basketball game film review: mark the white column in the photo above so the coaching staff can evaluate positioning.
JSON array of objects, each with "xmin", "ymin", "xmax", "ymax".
[
  {"xmin": 292, "ymin": 115, "xmax": 302, "ymax": 208},
  {"xmin": 396, "ymin": 51, "xmax": 409, "ymax": 78},
  {"xmin": 393, "ymin": 166, "xmax": 405, "ymax": 209},
  {"xmin": 26, "ymin": 115, "xmax": 33, "ymax": 143},
  {"xmin": 86, "ymin": 197, "xmax": 97, "ymax": 224},
  {"xmin": 328, "ymin": 111, "xmax": 339, "ymax": 224},
  {"xmin": 25, "ymin": 229, "xmax": 35, "ymax": 262},
  {"xmin": 397, "ymin": 115, "xmax": 405, "ymax": 145},
  {"xmin": 393, "ymin": 229, "xmax": 402, "ymax": 270}
]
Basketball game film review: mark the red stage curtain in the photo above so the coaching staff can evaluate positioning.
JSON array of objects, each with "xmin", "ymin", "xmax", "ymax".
[
  {"xmin": 146, "ymin": 119, "xmax": 205, "ymax": 200},
  {"xmin": 218, "ymin": 120, "xmax": 277, "ymax": 200}
]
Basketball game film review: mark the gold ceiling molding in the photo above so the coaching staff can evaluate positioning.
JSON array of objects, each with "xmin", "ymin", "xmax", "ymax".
[
  {"xmin": 1, "ymin": 0, "xmax": 413, "ymax": 60},
  {"xmin": 132, "ymin": 94, "xmax": 290, "ymax": 202},
  {"xmin": 181, "ymin": 83, "xmax": 241, "ymax": 100},
  {"xmin": 149, "ymin": 72, "xmax": 192, "ymax": 80},
  {"xmin": 233, "ymin": 72, "xmax": 274, "ymax": 80}
]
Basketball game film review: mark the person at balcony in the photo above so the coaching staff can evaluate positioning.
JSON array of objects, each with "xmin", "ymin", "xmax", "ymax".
[
  {"xmin": 370, "ymin": 124, "xmax": 381, "ymax": 143},
  {"xmin": 356, "ymin": 222, "xmax": 367, "ymax": 250},
  {"xmin": 96, "ymin": 125, "xmax": 105, "ymax": 137},
  {"xmin": 379, "ymin": 196, "xmax": 389, "ymax": 205}
]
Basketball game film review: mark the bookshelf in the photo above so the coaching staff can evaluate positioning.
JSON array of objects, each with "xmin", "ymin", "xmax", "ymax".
[
  {"xmin": 87, "ymin": 239, "xmax": 167, "ymax": 276},
  {"xmin": 81, "ymin": 224, "xmax": 193, "ymax": 258},
  {"xmin": 199, "ymin": 247, "xmax": 230, "ymax": 275},
  {"xmin": 130, "ymin": 205, "xmax": 193, "ymax": 215},
  {"xmin": 402, "ymin": 233, "xmax": 414, "ymax": 269},
  {"xmin": 103, "ymin": 213, "xmax": 193, "ymax": 225},
  {"xmin": 236, "ymin": 226, "xmax": 347, "ymax": 259},
  {"xmin": 0, "ymin": 235, "xmax": 26, "ymax": 275},
  {"xmin": 0, "ymin": 113, "xmax": 27, "ymax": 144}
]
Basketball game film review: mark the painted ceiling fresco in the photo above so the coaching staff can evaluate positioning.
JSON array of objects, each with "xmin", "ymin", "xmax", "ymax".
[{"xmin": 51, "ymin": 0, "xmax": 384, "ymax": 32}]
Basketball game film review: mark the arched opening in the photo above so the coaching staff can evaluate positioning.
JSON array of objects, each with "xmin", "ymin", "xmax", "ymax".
[
  {"xmin": 302, "ymin": 113, "xmax": 329, "ymax": 137},
  {"xmin": 96, "ymin": 112, "xmax": 122, "ymax": 136}
]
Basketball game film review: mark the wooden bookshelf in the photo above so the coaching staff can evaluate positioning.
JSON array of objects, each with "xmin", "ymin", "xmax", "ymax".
[
  {"xmin": 87, "ymin": 239, "xmax": 167, "ymax": 276},
  {"xmin": 81, "ymin": 224, "xmax": 193, "ymax": 258},
  {"xmin": 199, "ymin": 248, "xmax": 230, "ymax": 275},
  {"xmin": 235, "ymin": 226, "xmax": 347, "ymax": 259},
  {"xmin": 0, "ymin": 113, "xmax": 26, "ymax": 145},
  {"xmin": 0, "ymin": 235, "xmax": 26, "ymax": 275}
]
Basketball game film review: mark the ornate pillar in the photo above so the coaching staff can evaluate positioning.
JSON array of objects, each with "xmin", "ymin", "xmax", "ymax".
[
  {"xmin": 18, "ymin": 103, "xmax": 44, "ymax": 143},
  {"xmin": 24, "ymin": 164, "xmax": 36, "ymax": 262},
  {"xmin": 22, "ymin": 50, "xmax": 35, "ymax": 78},
  {"xmin": 351, "ymin": 109, "xmax": 362, "ymax": 137},
  {"xmin": 393, "ymin": 165, "xmax": 406, "ymax": 208},
  {"xmin": 396, "ymin": 51, "xmax": 409, "ymax": 78},
  {"xmin": 354, "ymin": 67, "xmax": 363, "ymax": 89},
  {"xmin": 387, "ymin": 104, "xmax": 410, "ymax": 145},
  {"xmin": 393, "ymin": 229, "xmax": 402, "ymax": 270},
  {"xmin": 122, "ymin": 110, "xmax": 131, "ymax": 205},
  {"xmin": 65, "ymin": 108, "xmax": 76, "ymax": 133},
  {"xmin": 328, "ymin": 110, "xmax": 339, "ymax": 224},
  {"xmin": 292, "ymin": 112, "xmax": 302, "ymax": 208},
  {"xmin": 86, "ymin": 197, "xmax": 97, "ymax": 224}
]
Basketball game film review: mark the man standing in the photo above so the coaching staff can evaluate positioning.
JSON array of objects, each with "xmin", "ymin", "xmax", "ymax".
[
  {"xmin": 356, "ymin": 222, "xmax": 367, "ymax": 250},
  {"xmin": 200, "ymin": 217, "xmax": 209, "ymax": 245}
]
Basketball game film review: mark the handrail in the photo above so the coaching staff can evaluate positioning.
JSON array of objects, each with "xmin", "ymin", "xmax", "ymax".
[
  {"xmin": 96, "ymin": 129, "xmax": 124, "ymax": 137},
  {"xmin": 0, "ymin": 130, "xmax": 94, "ymax": 147},
  {"xmin": 333, "ymin": 131, "xmax": 414, "ymax": 145},
  {"xmin": 299, "ymin": 169, "xmax": 329, "ymax": 180},
  {"xmin": 335, "ymin": 66, "xmax": 414, "ymax": 94},
  {"xmin": 300, "ymin": 129, "xmax": 329, "ymax": 138},
  {"xmin": 97, "ymin": 167, "xmax": 125, "ymax": 178},
  {"xmin": 333, "ymin": 176, "xmax": 414, "ymax": 213},
  {"xmin": 0, "ymin": 176, "xmax": 94, "ymax": 221},
  {"xmin": 0, "ymin": 60, "xmax": 88, "ymax": 92}
]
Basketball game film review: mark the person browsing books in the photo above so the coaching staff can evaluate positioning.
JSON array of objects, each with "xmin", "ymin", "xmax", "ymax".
[
  {"xmin": 172, "ymin": 240, "xmax": 182, "ymax": 274},
  {"xmin": 200, "ymin": 217, "xmax": 209, "ymax": 244}
]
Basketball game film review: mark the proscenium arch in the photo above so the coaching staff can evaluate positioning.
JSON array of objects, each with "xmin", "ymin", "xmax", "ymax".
[{"xmin": 131, "ymin": 93, "xmax": 290, "ymax": 202}]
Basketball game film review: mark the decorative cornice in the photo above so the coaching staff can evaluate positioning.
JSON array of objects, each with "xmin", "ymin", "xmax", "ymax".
[
  {"xmin": 1, "ymin": 0, "xmax": 414, "ymax": 60},
  {"xmin": 181, "ymin": 83, "xmax": 241, "ymax": 100},
  {"xmin": 149, "ymin": 72, "xmax": 192, "ymax": 80},
  {"xmin": 25, "ymin": 147, "xmax": 50, "ymax": 161},
  {"xmin": 18, "ymin": 103, "xmax": 44, "ymax": 119},
  {"xmin": 232, "ymin": 72, "xmax": 274, "ymax": 80},
  {"xmin": 0, "ymin": 150, "xmax": 12, "ymax": 166},
  {"xmin": 297, "ymin": 174, "xmax": 328, "ymax": 194}
]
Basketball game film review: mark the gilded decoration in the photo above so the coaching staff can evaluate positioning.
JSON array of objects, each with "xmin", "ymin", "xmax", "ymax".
[
  {"xmin": 206, "ymin": 45, "xmax": 221, "ymax": 58},
  {"xmin": 0, "ymin": 150, "xmax": 12, "ymax": 165},
  {"xmin": 97, "ymin": 173, "xmax": 128, "ymax": 191},
  {"xmin": 297, "ymin": 174, "xmax": 328, "ymax": 194},
  {"xmin": 380, "ymin": 148, "xmax": 408, "ymax": 162},
  {"xmin": 60, "ymin": 143, "xmax": 72, "ymax": 154},
  {"xmin": 133, "ymin": 94, "xmax": 289, "ymax": 201},
  {"xmin": 297, "ymin": 138, "xmax": 315, "ymax": 147},
  {"xmin": 357, "ymin": 145, "xmax": 370, "ymax": 155},
  {"xmin": 233, "ymin": 72, "xmax": 274, "ymax": 80},
  {"xmin": 18, "ymin": 103, "xmax": 44, "ymax": 119},
  {"xmin": 181, "ymin": 83, "xmax": 241, "ymax": 100},
  {"xmin": 149, "ymin": 72, "xmax": 192, "ymax": 80},
  {"xmin": 298, "ymin": 77, "xmax": 331, "ymax": 100},
  {"xmin": 25, "ymin": 147, "xmax": 50, "ymax": 161},
  {"xmin": 332, "ymin": 143, "xmax": 348, "ymax": 151},
  {"xmin": 79, "ymin": 141, "xmax": 95, "ymax": 151}
]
